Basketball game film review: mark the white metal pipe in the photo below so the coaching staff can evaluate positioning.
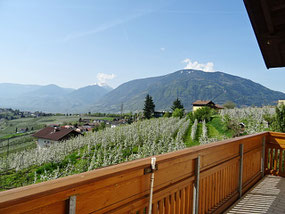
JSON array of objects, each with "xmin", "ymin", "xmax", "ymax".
[{"xmin": 148, "ymin": 157, "xmax": 156, "ymax": 214}]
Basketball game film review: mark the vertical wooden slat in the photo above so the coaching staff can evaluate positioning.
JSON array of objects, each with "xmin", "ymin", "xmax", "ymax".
[
  {"xmin": 153, "ymin": 201, "xmax": 158, "ymax": 214},
  {"xmin": 239, "ymin": 144, "xmax": 244, "ymax": 198},
  {"xmin": 211, "ymin": 173, "xmax": 215, "ymax": 209},
  {"xmin": 236, "ymin": 161, "xmax": 239, "ymax": 190},
  {"xmin": 214, "ymin": 172, "xmax": 216, "ymax": 206},
  {"xmin": 279, "ymin": 149, "xmax": 283, "ymax": 174},
  {"xmin": 170, "ymin": 193, "xmax": 175, "ymax": 213},
  {"xmin": 224, "ymin": 167, "xmax": 228, "ymax": 199},
  {"xmin": 193, "ymin": 156, "xmax": 200, "ymax": 214},
  {"xmin": 274, "ymin": 148, "xmax": 278, "ymax": 171},
  {"xmin": 270, "ymin": 148, "xmax": 274, "ymax": 171},
  {"xmin": 180, "ymin": 188, "xmax": 185, "ymax": 214},
  {"xmin": 281, "ymin": 149, "xmax": 285, "ymax": 173},
  {"xmin": 261, "ymin": 136, "xmax": 266, "ymax": 177},
  {"xmin": 213, "ymin": 173, "xmax": 216, "ymax": 207},
  {"xmin": 221, "ymin": 168, "xmax": 224, "ymax": 202},
  {"xmin": 236, "ymin": 161, "xmax": 239, "ymax": 191},
  {"xmin": 209, "ymin": 174, "xmax": 212, "ymax": 210},
  {"xmin": 184, "ymin": 186, "xmax": 189, "ymax": 213},
  {"xmin": 205, "ymin": 177, "xmax": 209, "ymax": 213},
  {"xmin": 265, "ymin": 145, "xmax": 269, "ymax": 171},
  {"xmin": 217, "ymin": 171, "xmax": 221, "ymax": 204},
  {"xmin": 230, "ymin": 162, "xmax": 233, "ymax": 193},
  {"xmin": 189, "ymin": 184, "xmax": 193, "ymax": 213},
  {"xmin": 227, "ymin": 166, "xmax": 230, "ymax": 196},
  {"xmin": 202, "ymin": 178, "xmax": 206, "ymax": 214},
  {"xmin": 159, "ymin": 199, "xmax": 164, "ymax": 214},
  {"xmin": 175, "ymin": 191, "xmax": 180, "ymax": 214},
  {"xmin": 232, "ymin": 164, "xmax": 235, "ymax": 193},
  {"xmin": 165, "ymin": 196, "xmax": 170, "ymax": 214}
]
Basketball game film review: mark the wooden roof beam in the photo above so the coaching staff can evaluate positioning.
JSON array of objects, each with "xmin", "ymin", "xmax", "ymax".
[{"xmin": 261, "ymin": 0, "xmax": 275, "ymax": 34}]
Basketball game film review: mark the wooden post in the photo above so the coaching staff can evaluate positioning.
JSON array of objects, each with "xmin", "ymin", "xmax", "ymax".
[
  {"xmin": 239, "ymin": 144, "xmax": 244, "ymax": 198},
  {"xmin": 193, "ymin": 156, "xmax": 200, "ymax": 214},
  {"xmin": 261, "ymin": 136, "xmax": 266, "ymax": 177},
  {"xmin": 69, "ymin": 195, "xmax": 76, "ymax": 214}
]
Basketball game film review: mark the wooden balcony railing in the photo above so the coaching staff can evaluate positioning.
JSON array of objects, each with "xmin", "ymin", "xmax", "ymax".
[
  {"xmin": 0, "ymin": 131, "xmax": 284, "ymax": 214},
  {"xmin": 265, "ymin": 132, "xmax": 285, "ymax": 177}
]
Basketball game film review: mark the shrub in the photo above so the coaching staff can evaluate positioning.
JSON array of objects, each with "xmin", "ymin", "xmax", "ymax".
[
  {"xmin": 172, "ymin": 108, "xmax": 184, "ymax": 119},
  {"xmin": 276, "ymin": 104, "xmax": 285, "ymax": 132},
  {"xmin": 223, "ymin": 101, "xmax": 236, "ymax": 109},
  {"xmin": 193, "ymin": 107, "xmax": 214, "ymax": 123},
  {"xmin": 163, "ymin": 112, "xmax": 171, "ymax": 118}
]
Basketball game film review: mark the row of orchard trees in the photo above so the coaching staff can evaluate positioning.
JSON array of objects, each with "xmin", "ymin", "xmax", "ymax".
[
  {"xmin": 143, "ymin": 94, "xmax": 185, "ymax": 119},
  {"xmin": 1, "ymin": 117, "xmax": 190, "ymax": 189},
  {"xmin": 220, "ymin": 104, "xmax": 285, "ymax": 135}
]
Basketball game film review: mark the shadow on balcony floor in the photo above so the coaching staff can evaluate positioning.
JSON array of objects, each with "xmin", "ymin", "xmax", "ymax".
[{"xmin": 225, "ymin": 175, "xmax": 285, "ymax": 214}]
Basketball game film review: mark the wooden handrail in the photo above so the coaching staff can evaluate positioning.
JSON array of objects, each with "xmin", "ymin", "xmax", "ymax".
[{"xmin": 0, "ymin": 131, "xmax": 274, "ymax": 213}]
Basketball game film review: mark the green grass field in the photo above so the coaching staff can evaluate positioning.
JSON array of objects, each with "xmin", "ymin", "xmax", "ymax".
[
  {"xmin": 207, "ymin": 116, "xmax": 233, "ymax": 138},
  {"xmin": 184, "ymin": 115, "xmax": 233, "ymax": 147}
]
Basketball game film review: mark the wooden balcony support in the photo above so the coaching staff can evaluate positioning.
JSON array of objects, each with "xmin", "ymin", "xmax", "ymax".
[
  {"xmin": 238, "ymin": 144, "xmax": 244, "ymax": 199},
  {"xmin": 193, "ymin": 156, "xmax": 200, "ymax": 214}
]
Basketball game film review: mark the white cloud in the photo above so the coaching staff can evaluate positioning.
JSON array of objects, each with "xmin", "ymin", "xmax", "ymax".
[
  {"xmin": 182, "ymin": 58, "xmax": 215, "ymax": 72},
  {"xmin": 96, "ymin": 73, "xmax": 115, "ymax": 86},
  {"xmin": 160, "ymin": 47, "xmax": 166, "ymax": 51}
]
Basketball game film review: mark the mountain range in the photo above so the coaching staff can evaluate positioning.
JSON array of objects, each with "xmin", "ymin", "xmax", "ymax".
[
  {"xmin": 92, "ymin": 70, "xmax": 285, "ymax": 112},
  {"xmin": 1, "ymin": 69, "xmax": 285, "ymax": 113},
  {"xmin": 0, "ymin": 83, "xmax": 111, "ymax": 113}
]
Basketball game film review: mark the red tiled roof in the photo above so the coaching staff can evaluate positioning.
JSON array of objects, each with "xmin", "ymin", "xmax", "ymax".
[
  {"xmin": 33, "ymin": 127, "xmax": 79, "ymax": 141},
  {"xmin": 215, "ymin": 104, "xmax": 224, "ymax": 109},
  {"xmin": 192, "ymin": 100, "xmax": 213, "ymax": 105}
]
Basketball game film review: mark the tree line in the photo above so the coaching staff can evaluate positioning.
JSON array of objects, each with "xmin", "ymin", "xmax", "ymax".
[{"xmin": 143, "ymin": 94, "xmax": 185, "ymax": 119}]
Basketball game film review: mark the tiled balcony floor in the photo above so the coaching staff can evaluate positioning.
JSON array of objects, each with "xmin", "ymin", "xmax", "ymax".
[{"xmin": 225, "ymin": 175, "xmax": 285, "ymax": 214}]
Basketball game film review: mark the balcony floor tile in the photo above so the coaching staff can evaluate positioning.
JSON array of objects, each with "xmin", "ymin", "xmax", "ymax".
[{"xmin": 225, "ymin": 175, "xmax": 285, "ymax": 214}]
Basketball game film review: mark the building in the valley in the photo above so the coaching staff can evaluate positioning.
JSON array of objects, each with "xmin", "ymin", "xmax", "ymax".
[
  {"xmin": 154, "ymin": 111, "xmax": 165, "ymax": 118},
  {"xmin": 33, "ymin": 127, "xmax": 81, "ymax": 148},
  {"xmin": 278, "ymin": 100, "xmax": 285, "ymax": 106},
  {"xmin": 192, "ymin": 100, "xmax": 223, "ymax": 111}
]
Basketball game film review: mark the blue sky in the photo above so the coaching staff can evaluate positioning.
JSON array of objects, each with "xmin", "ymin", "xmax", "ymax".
[{"xmin": 0, "ymin": 0, "xmax": 284, "ymax": 91}]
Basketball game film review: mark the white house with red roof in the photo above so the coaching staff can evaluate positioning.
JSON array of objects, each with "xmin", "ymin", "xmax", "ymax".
[{"xmin": 33, "ymin": 126, "xmax": 81, "ymax": 148}]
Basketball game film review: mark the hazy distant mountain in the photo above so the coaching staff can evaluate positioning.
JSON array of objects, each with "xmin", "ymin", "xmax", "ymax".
[
  {"xmin": 68, "ymin": 85, "xmax": 111, "ymax": 104},
  {"xmin": 93, "ymin": 69, "xmax": 285, "ymax": 113},
  {"xmin": 0, "ymin": 83, "xmax": 41, "ymax": 99},
  {"xmin": 22, "ymin": 84, "xmax": 75, "ymax": 98},
  {"xmin": 0, "ymin": 83, "xmax": 111, "ymax": 113}
]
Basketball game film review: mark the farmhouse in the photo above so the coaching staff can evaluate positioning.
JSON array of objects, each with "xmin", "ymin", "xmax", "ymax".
[
  {"xmin": 33, "ymin": 126, "xmax": 81, "ymax": 148},
  {"xmin": 154, "ymin": 111, "xmax": 165, "ymax": 118},
  {"xmin": 278, "ymin": 100, "xmax": 285, "ymax": 106},
  {"xmin": 192, "ymin": 100, "xmax": 223, "ymax": 111}
]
